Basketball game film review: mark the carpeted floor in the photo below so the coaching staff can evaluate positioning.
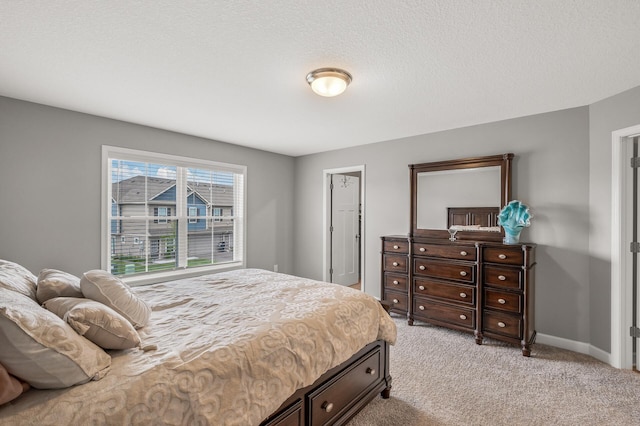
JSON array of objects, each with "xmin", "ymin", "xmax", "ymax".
[{"xmin": 347, "ymin": 315, "xmax": 640, "ymax": 426}]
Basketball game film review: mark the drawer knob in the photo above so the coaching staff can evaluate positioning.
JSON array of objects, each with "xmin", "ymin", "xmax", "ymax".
[
  {"xmin": 460, "ymin": 251, "xmax": 467, "ymax": 256},
  {"xmin": 498, "ymin": 321, "xmax": 506, "ymax": 328},
  {"xmin": 498, "ymin": 298, "xmax": 506, "ymax": 304},
  {"xmin": 498, "ymin": 254, "xmax": 507, "ymax": 260},
  {"xmin": 418, "ymin": 285, "xmax": 425, "ymax": 290},
  {"xmin": 393, "ymin": 280, "xmax": 399, "ymax": 285},
  {"xmin": 419, "ymin": 265, "xmax": 426, "ymax": 270},
  {"xmin": 459, "ymin": 314, "xmax": 467, "ymax": 320},
  {"xmin": 366, "ymin": 367, "xmax": 376, "ymax": 375},
  {"xmin": 498, "ymin": 275, "xmax": 506, "ymax": 281},
  {"xmin": 419, "ymin": 305, "xmax": 425, "ymax": 310},
  {"xmin": 419, "ymin": 247, "xmax": 426, "ymax": 252},
  {"xmin": 393, "ymin": 298, "xmax": 399, "ymax": 304},
  {"xmin": 460, "ymin": 271, "xmax": 467, "ymax": 277},
  {"xmin": 393, "ymin": 245, "xmax": 399, "ymax": 249},
  {"xmin": 321, "ymin": 401, "xmax": 334, "ymax": 413},
  {"xmin": 459, "ymin": 292, "xmax": 467, "ymax": 298},
  {"xmin": 392, "ymin": 262, "xmax": 399, "ymax": 267}
]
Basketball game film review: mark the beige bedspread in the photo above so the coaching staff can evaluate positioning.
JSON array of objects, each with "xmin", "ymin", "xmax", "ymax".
[{"xmin": 0, "ymin": 268, "xmax": 396, "ymax": 425}]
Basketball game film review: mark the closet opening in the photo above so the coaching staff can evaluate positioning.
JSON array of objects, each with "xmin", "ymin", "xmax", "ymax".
[{"xmin": 323, "ymin": 166, "xmax": 365, "ymax": 291}]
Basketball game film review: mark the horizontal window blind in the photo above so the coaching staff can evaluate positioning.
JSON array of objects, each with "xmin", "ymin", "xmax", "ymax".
[{"xmin": 103, "ymin": 146, "xmax": 246, "ymax": 281}]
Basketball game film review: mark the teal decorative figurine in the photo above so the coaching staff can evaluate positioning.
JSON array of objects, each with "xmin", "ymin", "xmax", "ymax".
[{"xmin": 497, "ymin": 200, "xmax": 531, "ymax": 244}]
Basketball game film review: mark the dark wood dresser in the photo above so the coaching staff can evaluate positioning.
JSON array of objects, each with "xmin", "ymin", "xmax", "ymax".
[{"xmin": 381, "ymin": 235, "xmax": 535, "ymax": 356}]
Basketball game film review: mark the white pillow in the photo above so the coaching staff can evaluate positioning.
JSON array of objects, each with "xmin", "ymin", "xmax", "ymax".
[
  {"xmin": 0, "ymin": 259, "xmax": 37, "ymax": 301},
  {"xmin": 36, "ymin": 269, "xmax": 83, "ymax": 304},
  {"xmin": 0, "ymin": 289, "xmax": 111, "ymax": 389},
  {"xmin": 43, "ymin": 297, "xmax": 141, "ymax": 350},
  {"xmin": 80, "ymin": 270, "xmax": 151, "ymax": 329}
]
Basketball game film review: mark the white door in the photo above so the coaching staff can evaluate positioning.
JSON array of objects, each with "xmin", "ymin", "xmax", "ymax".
[
  {"xmin": 634, "ymin": 137, "xmax": 640, "ymax": 369},
  {"xmin": 612, "ymin": 125, "xmax": 640, "ymax": 369},
  {"xmin": 331, "ymin": 174, "xmax": 360, "ymax": 286}
]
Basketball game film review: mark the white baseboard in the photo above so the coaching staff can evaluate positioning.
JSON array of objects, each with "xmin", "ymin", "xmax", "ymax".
[{"xmin": 537, "ymin": 333, "xmax": 612, "ymax": 366}]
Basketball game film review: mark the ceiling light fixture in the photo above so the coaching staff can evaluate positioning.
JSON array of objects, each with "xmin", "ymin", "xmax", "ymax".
[{"xmin": 306, "ymin": 68, "xmax": 352, "ymax": 97}]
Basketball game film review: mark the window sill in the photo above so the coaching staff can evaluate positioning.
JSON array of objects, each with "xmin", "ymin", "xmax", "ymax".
[{"xmin": 121, "ymin": 261, "xmax": 244, "ymax": 287}]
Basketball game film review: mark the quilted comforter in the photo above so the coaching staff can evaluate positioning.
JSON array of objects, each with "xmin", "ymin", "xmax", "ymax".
[{"xmin": 0, "ymin": 268, "xmax": 397, "ymax": 425}]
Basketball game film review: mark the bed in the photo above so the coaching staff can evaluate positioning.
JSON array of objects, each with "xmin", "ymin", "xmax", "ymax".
[{"xmin": 0, "ymin": 266, "xmax": 396, "ymax": 425}]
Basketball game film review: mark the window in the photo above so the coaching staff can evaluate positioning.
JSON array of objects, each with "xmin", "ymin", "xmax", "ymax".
[
  {"xmin": 213, "ymin": 207, "xmax": 223, "ymax": 222},
  {"xmin": 154, "ymin": 207, "xmax": 170, "ymax": 224},
  {"xmin": 102, "ymin": 146, "xmax": 246, "ymax": 283},
  {"xmin": 188, "ymin": 207, "xmax": 198, "ymax": 224}
]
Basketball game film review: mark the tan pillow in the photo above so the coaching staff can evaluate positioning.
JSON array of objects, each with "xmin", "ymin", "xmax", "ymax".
[
  {"xmin": 0, "ymin": 363, "xmax": 28, "ymax": 405},
  {"xmin": 36, "ymin": 269, "xmax": 83, "ymax": 304},
  {"xmin": 0, "ymin": 289, "xmax": 111, "ymax": 389},
  {"xmin": 43, "ymin": 297, "xmax": 141, "ymax": 350},
  {"xmin": 0, "ymin": 259, "xmax": 37, "ymax": 301},
  {"xmin": 80, "ymin": 270, "xmax": 151, "ymax": 329}
]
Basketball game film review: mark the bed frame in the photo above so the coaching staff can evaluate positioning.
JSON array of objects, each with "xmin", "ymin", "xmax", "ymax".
[
  {"xmin": 447, "ymin": 206, "xmax": 500, "ymax": 228},
  {"xmin": 261, "ymin": 339, "xmax": 391, "ymax": 426}
]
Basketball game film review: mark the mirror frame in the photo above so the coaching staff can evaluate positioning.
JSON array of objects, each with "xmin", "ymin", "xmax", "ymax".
[{"xmin": 410, "ymin": 153, "xmax": 513, "ymax": 242}]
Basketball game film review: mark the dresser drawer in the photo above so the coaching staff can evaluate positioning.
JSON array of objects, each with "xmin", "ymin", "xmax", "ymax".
[
  {"xmin": 383, "ymin": 239, "xmax": 409, "ymax": 254},
  {"xmin": 484, "ymin": 265, "xmax": 522, "ymax": 290},
  {"xmin": 412, "ymin": 243, "xmax": 476, "ymax": 261},
  {"xmin": 384, "ymin": 290, "xmax": 408, "ymax": 313},
  {"xmin": 483, "ymin": 246, "xmax": 524, "ymax": 266},
  {"xmin": 413, "ymin": 298, "xmax": 475, "ymax": 329},
  {"xmin": 384, "ymin": 254, "xmax": 408, "ymax": 273},
  {"xmin": 484, "ymin": 288, "xmax": 522, "ymax": 314},
  {"xmin": 308, "ymin": 348, "xmax": 381, "ymax": 425},
  {"xmin": 384, "ymin": 273, "xmax": 408, "ymax": 291},
  {"xmin": 414, "ymin": 259, "xmax": 475, "ymax": 283},
  {"xmin": 414, "ymin": 278, "xmax": 475, "ymax": 306},
  {"xmin": 483, "ymin": 311, "xmax": 522, "ymax": 339}
]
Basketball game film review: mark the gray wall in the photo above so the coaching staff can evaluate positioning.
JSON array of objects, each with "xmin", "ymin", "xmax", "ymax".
[
  {"xmin": 3, "ymin": 84, "xmax": 640, "ymax": 352},
  {"xmin": 0, "ymin": 96, "xmax": 295, "ymax": 277},
  {"xmin": 588, "ymin": 85, "xmax": 640, "ymax": 351},
  {"xmin": 293, "ymin": 107, "xmax": 592, "ymax": 345}
]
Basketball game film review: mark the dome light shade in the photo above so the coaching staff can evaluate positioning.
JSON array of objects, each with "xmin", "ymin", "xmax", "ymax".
[{"xmin": 306, "ymin": 68, "xmax": 352, "ymax": 97}]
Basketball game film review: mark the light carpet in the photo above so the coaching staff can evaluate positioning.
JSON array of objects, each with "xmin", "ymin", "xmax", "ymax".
[{"xmin": 348, "ymin": 315, "xmax": 640, "ymax": 426}]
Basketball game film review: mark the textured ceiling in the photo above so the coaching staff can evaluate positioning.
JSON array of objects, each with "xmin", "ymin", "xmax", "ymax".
[{"xmin": 1, "ymin": 1, "xmax": 640, "ymax": 156}]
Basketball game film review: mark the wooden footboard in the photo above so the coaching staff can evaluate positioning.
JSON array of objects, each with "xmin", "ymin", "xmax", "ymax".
[{"xmin": 261, "ymin": 339, "xmax": 392, "ymax": 426}]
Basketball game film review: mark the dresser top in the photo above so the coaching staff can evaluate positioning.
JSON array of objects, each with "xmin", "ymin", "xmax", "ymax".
[{"xmin": 381, "ymin": 234, "xmax": 536, "ymax": 248}]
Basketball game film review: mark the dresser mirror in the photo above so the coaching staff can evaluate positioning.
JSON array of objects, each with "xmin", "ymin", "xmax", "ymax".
[{"xmin": 410, "ymin": 153, "xmax": 513, "ymax": 241}]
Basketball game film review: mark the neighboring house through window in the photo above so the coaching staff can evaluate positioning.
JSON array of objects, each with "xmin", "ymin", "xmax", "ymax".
[{"xmin": 102, "ymin": 146, "xmax": 246, "ymax": 284}]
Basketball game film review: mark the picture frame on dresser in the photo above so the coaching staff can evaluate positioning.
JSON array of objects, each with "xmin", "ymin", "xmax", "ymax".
[{"xmin": 381, "ymin": 153, "xmax": 537, "ymax": 356}]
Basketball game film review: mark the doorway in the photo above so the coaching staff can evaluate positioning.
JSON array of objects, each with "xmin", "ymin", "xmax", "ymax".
[
  {"xmin": 611, "ymin": 124, "xmax": 640, "ymax": 369},
  {"xmin": 323, "ymin": 166, "xmax": 365, "ymax": 291}
]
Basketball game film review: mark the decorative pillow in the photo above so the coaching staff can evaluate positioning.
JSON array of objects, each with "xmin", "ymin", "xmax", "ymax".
[
  {"xmin": 0, "ymin": 289, "xmax": 111, "ymax": 389},
  {"xmin": 0, "ymin": 259, "xmax": 37, "ymax": 301},
  {"xmin": 36, "ymin": 269, "xmax": 83, "ymax": 304},
  {"xmin": 0, "ymin": 362, "xmax": 28, "ymax": 405},
  {"xmin": 43, "ymin": 297, "xmax": 141, "ymax": 350},
  {"xmin": 80, "ymin": 270, "xmax": 151, "ymax": 329}
]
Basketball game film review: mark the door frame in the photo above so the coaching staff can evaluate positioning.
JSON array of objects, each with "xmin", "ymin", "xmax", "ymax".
[
  {"xmin": 323, "ymin": 165, "xmax": 366, "ymax": 291},
  {"xmin": 611, "ymin": 123, "xmax": 640, "ymax": 369}
]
